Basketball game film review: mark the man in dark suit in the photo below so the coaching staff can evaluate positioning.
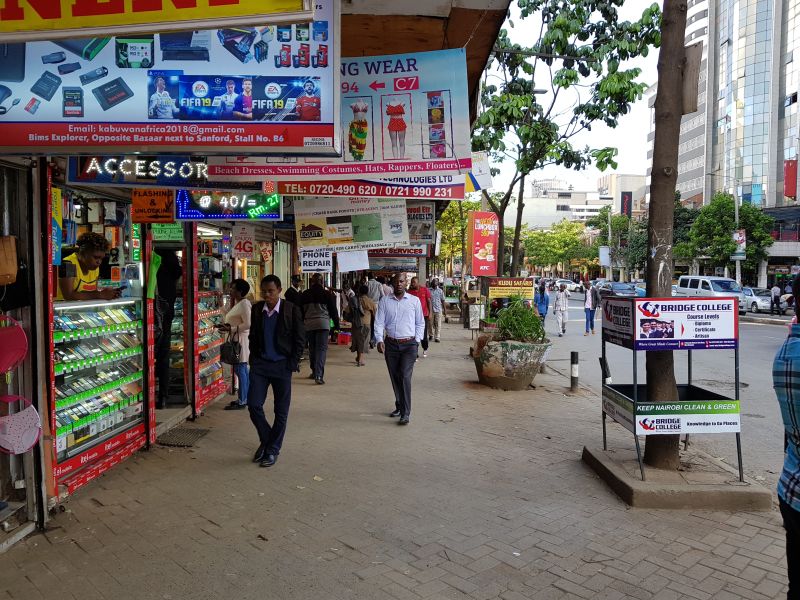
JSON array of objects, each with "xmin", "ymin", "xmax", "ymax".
[
  {"xmin": 284, "ymin": 274, "xmax": 303, "ymax": 305},
  {"xmin": 248, "ymin": 275, "xmax": 305, "ymax": 468}
]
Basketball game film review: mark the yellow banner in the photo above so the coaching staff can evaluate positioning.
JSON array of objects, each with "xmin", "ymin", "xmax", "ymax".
[
  {"xmin": 487, "ymin": 278, "xmax": 534, "ymax": 300},
  {"xmin": 0, "ymin": 1, "xmax": 309, "ymax": 39}
]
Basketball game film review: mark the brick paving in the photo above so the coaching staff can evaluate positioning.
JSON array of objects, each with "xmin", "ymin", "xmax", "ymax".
[{"xmin": 0, "ymin": 324, "xmax": 789, "ymax": 599}]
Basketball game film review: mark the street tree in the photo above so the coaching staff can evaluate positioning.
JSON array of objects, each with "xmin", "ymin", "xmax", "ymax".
[
  {"xmin": 436, "ymin": 199, "xmax": 481, "ymax": 277},
  {"xmin": 586, "ymin": 205, "xmax": 631, "ymax": 275},
  {"xmin": 673, "ymin": 193, "xmax": 700, "ymax": 259},
  {"xmin": 472, "ymin": 0, "xmax": 662, "ymax": 276},
  {"xmin": 622, "ymin": 218, "xmax": 648, "ymax": 275},
  {"xmin": 524, "ymin": 220, "xmax": 586, "ymax": 275}
]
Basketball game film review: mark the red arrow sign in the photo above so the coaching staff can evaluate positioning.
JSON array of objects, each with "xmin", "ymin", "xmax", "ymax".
[{"xmin": 369, "ymin": 81, "xmax": 385, "ymax": 92}]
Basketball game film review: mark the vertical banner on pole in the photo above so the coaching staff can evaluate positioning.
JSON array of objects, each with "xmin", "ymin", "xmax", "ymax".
[{"xmin": 467, "ymin": 211, "xmax": 499, "ymax": 277}]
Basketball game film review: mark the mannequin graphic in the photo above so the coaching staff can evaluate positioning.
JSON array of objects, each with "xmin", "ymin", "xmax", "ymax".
[
  {"xmin": 386, "ymin": 101, "xmax": 407, "ymax": 158},
  {"xmin": 348, "ymin": 100, "xmax": 369, "ymax": 160}
]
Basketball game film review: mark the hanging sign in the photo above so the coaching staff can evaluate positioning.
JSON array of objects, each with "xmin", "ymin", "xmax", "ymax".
[
  {"xmin": 368, "ymin": 247, "xmax": 426, "ymax": 258},
  {"xmin": 731, "ymin": 229, "xmax": 746, "ymax": 261},
  {"xmin": 131, "ymin": 188, "xmax": 175, "ymax": 223},
  {"xmin": 0, "ymin": 0, "xmax": 338, "ymax": 155},
  {"xmin": 175, "ymin": 189, "xmax": 282, "ymax": 221},
  {"xmin": 487, "ymin": 278, "xmax": 534, "ymax": 300},
  {"xmin": 51, "ymin": 186, "xmax": 63, "ymax": 265},
  {"xmin": 407, "ymin": 201, "xmax": 434, "ymax": 244},
  {"xmin": 151, "ymin": 223, "xmax": 184, "ymax": 242},
  {"xmin": 257, "ymin": 241, "xmax": 273, "ymax": 263},
  {"xmin": 295, "ymin": 197, "xmax": 409, "ymax": 252},
  {"xmin": 465, "ymin": 152, "xmax": 493, "ymax": 192},
  {"xmin": 207, "ymin": 48, "xmax": 471, "ymax": 181},
  {"xmin": 299, "ymin": 248, "xmax": 332, "ymax": 273},
  {"xmin": 232, "ymin": 226, "xmax": 254, "ymax": 258},
  {"xmin": 368, "ymin": 257, "xmax": 418, "ymax": 272},
  {"xmin": 276, "ymin": 175, "xmax": 465, "ymax": 200},
  {"xmin": 0, "ymin": 2, "xmax": 312, "ymax": 42},
  {"xmin": 336, "ymin": 250, "xmax": 369, "ymax": 273},
  {"xmin": 467, "ymin": 211, "xmax": 499, "ymax": 276}
]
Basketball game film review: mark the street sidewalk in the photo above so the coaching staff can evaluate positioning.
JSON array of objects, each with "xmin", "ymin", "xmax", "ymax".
[{"xmin": 0, "ymin": 324, "xmax": 789, "ymax": 600}]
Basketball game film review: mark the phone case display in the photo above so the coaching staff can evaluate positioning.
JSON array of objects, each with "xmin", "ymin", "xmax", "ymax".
[
  {"xmin": 194, "ymin": 292, "xmax": 225, "ymax": 411},
  {"xmin": 168, "ymin": 297, "xmax": 186, "ymax": 400},
  {"xmin": 50, "ymin": 299, "xmax": 146, "ymax": 493}
]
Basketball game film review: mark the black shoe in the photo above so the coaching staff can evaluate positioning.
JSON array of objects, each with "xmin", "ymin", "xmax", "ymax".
[
  {"xmin": 224, "ymin": 403, "xmax": 246, "ymax": 411},
  {"xmin": 259, "ymin": 454, "xmax": 277, "ymax": 467},
  {"xmin": 253, "ymin": 444, "xmax": 266, "ymax": 463},
  {"xmin": 434, "ymin": 339, "xmax": 440, "ymax": 343},
  {"xmin": 315, "ymin": 377, "xmax": 325, "ymax": 385},
  {"xmin": 225, "ymin": 400, "xmax": 238, "ymax": 407},
  {"xmin": 398, "ymin": 416, "xmax": 409, "ymax": 425},
  {"xmin": 389, "ymin": 409, "xmax": 401, "ymax": 417}
]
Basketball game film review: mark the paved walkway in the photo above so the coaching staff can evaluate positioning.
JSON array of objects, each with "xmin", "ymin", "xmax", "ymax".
[{"xmin": 0, "ymin": 324, "xmax": 789, "ymax": 599}]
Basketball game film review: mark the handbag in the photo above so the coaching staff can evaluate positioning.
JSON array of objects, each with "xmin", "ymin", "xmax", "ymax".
[{"xmin": 220, "ymin": 328, "xmax": 241, "ymax": 365}]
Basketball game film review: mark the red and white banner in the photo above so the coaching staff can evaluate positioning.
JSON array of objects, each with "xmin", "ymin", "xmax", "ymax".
[
  {"xmin": 277, "ymin": 175, "xmax": 464, "ymax": 199},
  {"xmin": 467, "ymin": 211, "xmax": 499, "ymax": 276}
]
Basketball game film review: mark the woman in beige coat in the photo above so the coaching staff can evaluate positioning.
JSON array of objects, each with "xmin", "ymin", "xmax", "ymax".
[{"xmin": 219, "ymin": 279, "xmax": 252, "ymax": 410}]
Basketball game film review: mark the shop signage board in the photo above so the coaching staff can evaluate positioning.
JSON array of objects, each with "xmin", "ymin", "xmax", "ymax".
[
  {"xmin": 0, "ymin": 1, "xmax": 313, "ymax": 42},
  {"xmin": 407, "ymin": 201, "xmax": 434, "ymax": 244},
  {"xmin": 51, "ymin": 186, "xmax": 62, "ymax": 265},
  {"xmin": 368, "ymin": 256, "xmax": 418, "ymax": 272},
  {"xmin": 602, "ymin": 296, "xmax": 738, "ymax": 351},
  {"xmin": 337, "ymin": 250, "xmax": 369, "ymax": 273},
  {"xmin": 295, "ymin": 197, "xmax": 409, "ymax": 252},
  {"xmin": 299, "ymin": 248, "xmax": 332, "ymax": 273},
  {"xmin": 368, "ymin": 246, "xmax": 426, "ymax": 258},
  {"xmin": 151, "ymin": 223, "xmax": 184, "ymax": 241},
  {"xmin": 466, "ymin": 211, "xmax": 499, "ymax": 276},
  {"xmin": 487, "ymin": 278, "xmax": 534, "ymax": 300},
  {"xmin": 0, "ymin": 0, "xmax": 338, "ymax": 155},
  {"xmin": 131, "ymin": 188, "xmax": 174, "ymax": 223},
  {"xmin": 275, "ymin": 175, "xmax": 465, "ymax": 200},
  {"xmin": 207, "ymin": 48, "xmax": 471, "ymax": 181},
  {"xmin": 175, "ymin": 189, "xmax": 283, "ymax": 221},
  {"xmin": 231, "ymin": 225, "xmax": 254, "ymax": 258}
]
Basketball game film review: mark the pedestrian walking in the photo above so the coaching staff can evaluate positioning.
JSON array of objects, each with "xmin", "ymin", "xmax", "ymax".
[
  {"xmin": 247, "ymin": 275, "xmax": 305, "ymax": 468},
  {"xmin": 772, "ymin": 283, "xmax": 783, "ymax": 315},
  {"xmin": 284, "ymin": 274, "xmax": 303, "ymax": 305},
  {"xmin": 299, "ymin": 273, "xmax": 339, "ymax": 385},
  {"xmin": 583, "ymin": 280, "xmax": 601, "ymax": 336},
  {"xmin": 220, "ymin": 279, "xmax": 252, "ymax": 411},
  {"xmin": 407, "ymin": 276, "xmax": 432, "ymax": 357},
  {"xmin": 534, "ymin": 283, "xmax": 549, "ymax": 325},
  {"xmin": 367, "ymin": 272, "xmax": 384, "ymax": 348},
  {"xmin": 772, "ymin": 274, "xmax": 800, "ymax": 596},
  {"xmin": 554, "ymin": 283, "xmax": 570, "ymax": 337},
  {"xmin": 429, "ymin": 279, "xmax": 445, "ymax": 342},
  {"xmin": 345, "ymin": 285, "xmax": 377, "ymax": 366},
  {"xmin": 375, "ymin": 273, "xmax": 425, "ymax": 425}
]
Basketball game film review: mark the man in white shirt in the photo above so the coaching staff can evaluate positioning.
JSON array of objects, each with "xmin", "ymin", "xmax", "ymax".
[
  {"xmin": 772, "ymin": 283, "xmax": 783, "ymax": 315},
  {"xmin": 554, "ymin": 283, "xmax": 571, "ymax": 337},
  {"xmin": 375, "ymin": 273, "xmax": 425, "ymax": 425},
  {"xmin": 429, "ymin": 279, "xmax": 445, "ymax": 342}
]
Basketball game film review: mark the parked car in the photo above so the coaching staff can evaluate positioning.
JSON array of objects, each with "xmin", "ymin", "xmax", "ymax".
[
  {"xmin": 671, "ymin": 284, "xmax": 678, "ymax": 296},
  {"xmin": 742, "ymin": 287, "xmax": 788, "ymax": 314},
  {"xmin": 596, "ymin": 281, "xmax": 638, "ymax": 298},
  {"xmin": 554, "ymin": 279, "xmax": 582, "ymax": 292},
  {"xmin": 675, "ymin": 275, "xmax": 745, "ymax": 313},
  {"xmin": 634, "ymin": 284, "xmax": 647, "ymax": 297}
]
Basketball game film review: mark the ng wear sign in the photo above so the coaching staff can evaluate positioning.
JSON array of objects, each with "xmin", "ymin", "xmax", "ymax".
[{"xmin": 0, "ymin": 1, "xmax": 312, "ymax": 41}]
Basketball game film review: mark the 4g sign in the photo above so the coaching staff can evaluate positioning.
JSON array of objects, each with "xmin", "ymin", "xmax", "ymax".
[{"xmin": 232, "ymin": 226, "xmax": 254, "ymax": 259}]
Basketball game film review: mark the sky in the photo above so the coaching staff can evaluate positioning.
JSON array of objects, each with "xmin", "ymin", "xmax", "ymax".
[{"xmin": 487, "ymin": 3, "xmax": 660, "ymax": 198}]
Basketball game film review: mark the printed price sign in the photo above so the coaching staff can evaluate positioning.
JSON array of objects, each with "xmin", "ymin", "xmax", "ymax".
[{"xmin": 232, "ymin": 226, "xmax": 254, "ymax": 258}]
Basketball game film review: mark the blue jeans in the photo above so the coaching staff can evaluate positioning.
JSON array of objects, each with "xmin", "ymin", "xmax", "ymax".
[
  {"xmin": 234, "ymin": 362, "xmax": 249, "ymax": 406},
  {"xmin": 584, "ymin": 308, "xmax": 596, "ymax": 333},
  {"xmin": 247, "ymin": 357, "xmax": 292, "ymax": 455}
]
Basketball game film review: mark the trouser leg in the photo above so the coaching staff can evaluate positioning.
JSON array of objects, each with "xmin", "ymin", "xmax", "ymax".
[
  {"xmin": 246, "ymin": 362, "xmax": 271, "ymax": 445},
  {"xmin": 432, "ymin": 312, "xmax": 442, "ymax": 339},
  {"xmin": 155, "ymin": 308, "xmax": 174, "ymax": 403},
  {"xmin": 398, "ymin": 341, "xmax": 417, "ymax": 417},
  {"xmin": 584, "ymin": 308, "xmax": 591, "ymax": 333},
  {"xmin": 265, "ymin": 372, "xmax": 292, "ymax": 455},
  {"xmin": 384, "ymin": 341, "xmax": 403, "ymax": 412},
  {"xmin": 307, "ymin": 331, "xmax": 318, "ymax": 377},
  {"xmin": 315, "ymin": 329, "xmax": 329, "ymax": 378},
  {"xmin": 420, "ymin": 320, "xmax": 429, "ymax": 351},
  {"xmin": 780, "ymin": 499, "xmax": 800, "ymax": 599},
  {"xmin": 235, "ymin": 363, "xmax": 249, "ymax": 406}
]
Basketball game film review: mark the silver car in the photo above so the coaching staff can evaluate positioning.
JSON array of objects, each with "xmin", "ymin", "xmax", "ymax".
[{"xmin": 742, "ymin": 287, "xmax": 788, "ymax": 314}]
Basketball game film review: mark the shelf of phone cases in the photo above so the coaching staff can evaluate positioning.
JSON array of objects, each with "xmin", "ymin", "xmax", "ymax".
[
  {"xmin": 197, "ymin": 308, "xmax": 223, "ymax": 320},
  {"xmin": 197, "ymin": 290, "xmax": 223, "ymax": 299},
  {"xmin": 198, "ymin": 356, "xmax": 223, "ymax": 375},
  {"xmin": 198, "ymin": 337, "xmax": 224, "ymax": 355},
  {"xmin": 55, "ymin": 371, "xmax": 143, "ymax": 410},
  {"xmin": 55, "ymin": 386, "xmax": 143, "ymax": 432},
  {"xmin": 53, "ymin": 298, "xmax": 139, "ymax": 311},
  {"xmin": 55, "ymin": 398, "xmax": 144, "ymax": 461},
  {"xmin": 54, "ymin": 345, "xmax": 143, "ymax": 375},
  {"xmin": 53, "ymin": 320, "xmax": 142, "ymax": 344}
]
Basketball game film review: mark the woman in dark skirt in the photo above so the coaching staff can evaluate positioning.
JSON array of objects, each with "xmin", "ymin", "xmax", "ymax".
[{"xmin": 349, "ymin": 285, "xmax": 377, "ymax": 366}]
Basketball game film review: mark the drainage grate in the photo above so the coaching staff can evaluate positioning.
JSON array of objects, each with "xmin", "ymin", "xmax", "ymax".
[{"xmin": 156, "ymin": 427, "xmax": 210, "ymax": 447}]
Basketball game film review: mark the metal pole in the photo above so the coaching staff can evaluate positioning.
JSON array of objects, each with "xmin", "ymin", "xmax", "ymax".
[
  {"xmin": 570, "ymin": 351, "xmax": 579, "ymax": 391},
  {"xmin": 734, "ymin": 187, "xmax": 741, "ymax": 285},
  {"xmin": 735, "ymin": 345, "xmax": 744, "ymax": 482},
  {"xmin": 633, "ymin": 349, "xmax": 645, "ymax": 481},
  {"xmin": 601, "ymin": 340, "xmax": 608, "ymax": 450}
]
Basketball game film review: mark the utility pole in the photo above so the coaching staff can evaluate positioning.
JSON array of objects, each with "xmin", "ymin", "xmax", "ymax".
[
  {"xmin": 607, "ymin": 206, "xmax": 613, "ymax": 280},
  {"xmin": 734, "ymin": 186, "xmax": 741, "ymax": 285}
]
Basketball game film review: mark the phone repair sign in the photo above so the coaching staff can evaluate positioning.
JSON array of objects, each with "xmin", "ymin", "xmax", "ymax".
[
  {"xmin": 300, "ymin": 249, "xmax": 332, "ymax": 273},
  {"xmin": 131, "ymin": 188, "xmax": 174, "ymax": 223}
]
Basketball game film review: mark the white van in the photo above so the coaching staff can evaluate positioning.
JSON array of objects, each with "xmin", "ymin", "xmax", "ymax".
[{"xmin": 675, "ymin": 275, "xmax": 745, "ymax": 313}]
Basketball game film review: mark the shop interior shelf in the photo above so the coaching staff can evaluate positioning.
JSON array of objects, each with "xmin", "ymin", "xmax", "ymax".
[
  {"xmin": 54, "ymin": 320, "xmax": 142, "ymax": 344},
  {"xmin": 60, "ymin": 418, "xmax": 142, "ymax": 459},
  {"xmin": 54, "ymin": 346, "xmax": 142, "ymax": 375},
  {"xmin": 197, "ymin": 308, "xmax": 222, "ymax": 320},
  {"xmin": 55, "ymin": 371, "xmax": 143, "ymax": 410}
]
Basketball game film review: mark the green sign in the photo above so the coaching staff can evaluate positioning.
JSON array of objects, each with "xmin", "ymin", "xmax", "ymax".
[
  {"xmin": 131, "ymin": 223, "xmax": 141, "ymax": 261},
  {"xmin": 152, "ymin": 223, "xmax": 185, "ymax": 241}
]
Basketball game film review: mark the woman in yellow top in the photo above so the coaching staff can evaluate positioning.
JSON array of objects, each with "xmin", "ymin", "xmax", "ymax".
[{"xmin": 57, "ymin": 232, "xmax": 121, "ymax": 301}]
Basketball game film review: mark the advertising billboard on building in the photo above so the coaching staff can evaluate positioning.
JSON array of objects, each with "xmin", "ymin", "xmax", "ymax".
[{"xmin": 0, "ymin": 0, "xmax": 338, "ymax": 155}]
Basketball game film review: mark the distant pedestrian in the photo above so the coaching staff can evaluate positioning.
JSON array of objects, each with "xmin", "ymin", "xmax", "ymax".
[
  {"xmin": 407, "ymin": 276, "xmax": 432, "ymax": 357},
  {"xmin": 375, "ymin": 273, "xmax": 425, "ymax": 425},
  {"xmin": 583, "ymin": 280, "xmax": 601, "ymax": 336},
  {"xmin": 554, "ymin": 283, "xmax": 570, "ymax": 337},
  {"xmin": 772, "ymin": 274, "xmax": 800, "ymax": 595},
  {"xmin": 367, "ymin": 272, "xmax": 384, "ymax": 348},
  {"xmin": 299, "ymin": 273, "xmax": 339, "ymax": 385},
  {"xmin": 345, "ymin": 285, "xmax": 376, "ymax": 366},
  {"xmin": 429, "ymin": 279, "xmax": 445, "ymax": 342},
  {"xmin": 220, "ymin": 279, "xmax": 252, "ymax": 411},
  {"xmin": 787, "ymin": 281, "xmax": 794, "ymax": 296},
  {"xmin": 247, "ymin": 275, "xmax": 305, "ymax": 468},
  {"xmin": 534, "ymin": 284, "xmax": 549, "ymax": 325},
  {"xmin": 284, "ymin": 274, "xmax": 303, "ymax": 305},
  {"xmin": 772, "ymin": 284, "xmax": 783, "ymax": 315}
]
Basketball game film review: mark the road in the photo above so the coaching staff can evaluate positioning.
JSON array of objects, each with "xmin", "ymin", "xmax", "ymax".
[{"xmin": 544, "ymin": 297, "xmax": 787, "ymax": 487}]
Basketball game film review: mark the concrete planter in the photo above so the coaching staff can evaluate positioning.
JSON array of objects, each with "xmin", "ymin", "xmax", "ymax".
[{"xmin": 473, "ymin": 334, "xmax": 551, "ymax": 391}]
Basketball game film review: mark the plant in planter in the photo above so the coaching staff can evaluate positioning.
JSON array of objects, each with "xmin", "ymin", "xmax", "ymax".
[{"xmin": 473, "ymin": 298, "xmax": 551, "ymax": 391}]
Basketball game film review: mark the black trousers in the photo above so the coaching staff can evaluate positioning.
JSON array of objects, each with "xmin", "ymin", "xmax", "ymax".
[
  {"xmin": 384, "ymin": 339, "xmax": 417, "ymax": 417},
  {"xmin": 307, "ymin": 329, "xmax": 329, "ymax": 379},
  {"xmin": 780, "ymin": 499, "xmax": 800, "ymax": 599},
  {"xmin": 155, "ymin": 304, "xmax": 175, "ymax": 403},
  {"xmin": 772, "ymin": 296, "xmax": 782, "ymax": 314},
  {"xmin": 247, "ymin": 357, "xmax": 292, "ymax": 455},
  {"xmin": 419, "ymin": 320, "xmax": 429, "ymax": 351}
]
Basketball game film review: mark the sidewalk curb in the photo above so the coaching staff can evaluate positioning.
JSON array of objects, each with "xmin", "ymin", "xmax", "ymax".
[{"xmin": 740, "ymin": 315, "xmax": 790, "ymax": 326}]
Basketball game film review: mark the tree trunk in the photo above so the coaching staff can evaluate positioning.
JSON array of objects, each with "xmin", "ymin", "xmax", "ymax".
[
  {"xmin": 458, "ymin": 201, "xmax": 466, "ymax": 281},
  {"xmin": 510, "ymin": 175, "xmax": 526, "ymax": 277},
  {"xmin": 643, "ymin": 0, "xmax": 687, "ymax": 470}
]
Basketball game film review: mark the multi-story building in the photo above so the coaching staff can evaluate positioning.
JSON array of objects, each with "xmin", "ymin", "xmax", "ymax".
[
  {"xmin": 520, "ymin": 179, "xmax": 612, "ymax": 229},
  {"xmin": 597, "ymin": 173, "xmax": 647, "ymax": 216}
]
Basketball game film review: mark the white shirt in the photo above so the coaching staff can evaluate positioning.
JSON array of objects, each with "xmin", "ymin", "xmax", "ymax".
[
  {"xmin": 223, "ymin": 298, "xmax": 252, "ymax": 362},
  {"xmin": 772, "ymin": 286, "xmax": 781, "ymax": 298},
  {"xmin": 374, "ymin": 292, "xmax": 425, "ymax": 343},
  {"xmin": 584, "ymin": 291, "xmax": 593, "ymax": 309}
]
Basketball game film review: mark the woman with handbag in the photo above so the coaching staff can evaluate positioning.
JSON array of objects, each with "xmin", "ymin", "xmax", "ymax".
[{"xmin": 218, "ymin": 279, "xmax": 252, "ymax": 411}]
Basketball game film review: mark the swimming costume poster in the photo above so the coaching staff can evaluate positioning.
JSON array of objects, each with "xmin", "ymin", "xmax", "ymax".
[
  {"xmin": 0, "ymin": 0, "xmax": 338, "ymax": 156},
  {"xmin": 207, "ymin": 48, "xmax": 472, "ymax": 181}
]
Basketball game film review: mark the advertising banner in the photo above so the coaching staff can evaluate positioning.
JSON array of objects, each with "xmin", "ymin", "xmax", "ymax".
[
  {"xmin": 0, "ymin": 0, "xmax": 338, "ymax": 155},
  {"xmin": 295, "ymin": 197, "xmax": 409, "ymax": 252},
  {"xmin": 299, "ymin": 248, "xmax": 332, "ymax": 273},
  {"xmin": 257, "ymin": 241, "xmax": 273, "ymax": 263},
  {"xmin": 467, "ymin": 211, "xmax": 499, "ymax": 276},
  {"xmin": 369, "ymin": 257, "xmax": 418, "ymax": 272},
  {"xmin": 131, "ymin": 188, "xmax": 174, "ymax": 223},
  {"xmin": 231, "ymin": 225, "xmax": 254, "ymax": 258},
  {"xmin": 620, "ymin": 191, "xmax": 633, "ymax": 217},
  {"xmin": 151, "ymin": 223, "xmax": 184, "ymax": 242},
  {"xmin": 731, "ymin": 229, "xmax": 746, "ymax": 261},
  {"xmin": 51, "ymin": 186, "xmax": 62, "ymax": 265},
  {"xmin": 603, "ymin": 297, "xmax": 739, "ymax": 350},
  {"xmin": 276, "ymin": 174, "xmax": 465, "ymax": 200},
  {"xmin": 175, "ymin": 189, "xmax": 282, "ymax": 221},
  {"xmin": 207, "ymin": 48, "xmax": 471, "ymax": 181},
  {"xmin": 465, "ymin": 152, "xmax": 493, "ymax": 193},
  {"xmin": 0, "ymin": 1, "xmax": 312, "ymax": 42},
  {"xmin": 487, "ymin": 278, "xmax": 534, "ymax": 300},
  {"xmin": 368, "ymin": 246, "xmax": 426, "ymax": 258},
  {"xmin": 407, "ymin": 201, "xmax": 434, "ymax": 244}
]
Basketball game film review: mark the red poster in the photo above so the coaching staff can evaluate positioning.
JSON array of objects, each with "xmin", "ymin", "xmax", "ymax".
[
  {"xmin": 468, "ymin": 211, "xmax": 499, "ymax": 276},
  {"xmin": 785, "ymin": 160, "xmax": 798, "ymax": 198}
]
